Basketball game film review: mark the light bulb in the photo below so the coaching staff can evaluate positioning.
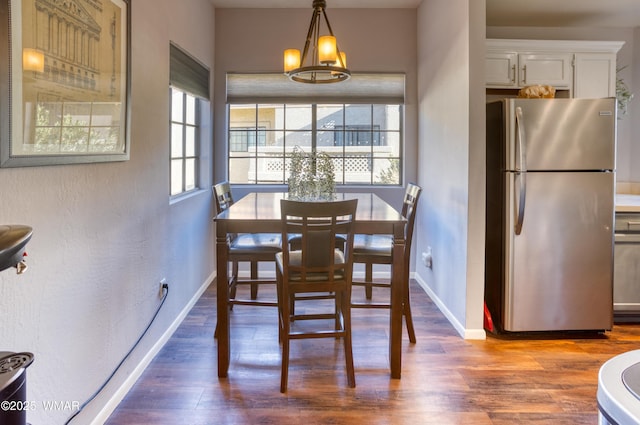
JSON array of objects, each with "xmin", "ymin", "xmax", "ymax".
[
  {"xmin": 318, "ymin": 36, "xmax": 337, "ymax": 64},
  {"xmin": 284, "ymin": 49, "xmax": 301, "ymax": 73}
]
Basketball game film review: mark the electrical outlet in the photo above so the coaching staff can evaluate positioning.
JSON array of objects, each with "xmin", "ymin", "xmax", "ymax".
[
  {"xmin": 159, "ymin": 278, "xmax": 168, "ymax": 294},
  {"xmin": 422, "ymin": 247, "xmax": 433, "ymax": 269}
]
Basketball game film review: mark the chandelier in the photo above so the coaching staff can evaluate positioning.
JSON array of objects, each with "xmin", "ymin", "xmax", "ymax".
[{"xmin": 283, "ymin": 0, "xmax": 350, "ymax": 84}]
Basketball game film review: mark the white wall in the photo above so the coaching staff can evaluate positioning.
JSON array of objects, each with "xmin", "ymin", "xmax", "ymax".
[
  {"xmin": 415, "ymin": 0, "xmax": 486, "ymax": 338},
  {"xmin": 213, "ymin": 8, "xmax": 418, "ymax": 208},
  {"xmin": 0, "ymin": 1, "xmax": 216, "ymax": 423},
  {"xmin": 487, "ymin": 26, "xmax": 638, "ymax": 186},
  {"xmin": 467, "ymin": 0, "xmax": 488, "ymax": 338},
  {"xmin": 633, "ymin": 28, "xmax": 640, "ymax": 184}
]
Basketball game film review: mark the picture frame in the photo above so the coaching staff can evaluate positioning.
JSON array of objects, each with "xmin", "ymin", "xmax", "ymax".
[{"xmin": 0, "ymin": 0, "xmax": 130, "ymax": 168}]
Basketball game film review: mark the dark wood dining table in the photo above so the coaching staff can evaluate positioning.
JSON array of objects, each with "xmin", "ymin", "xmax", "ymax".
[{"xmin": 214, "ymin": 192, "xmax": 407, "ymax": 379}]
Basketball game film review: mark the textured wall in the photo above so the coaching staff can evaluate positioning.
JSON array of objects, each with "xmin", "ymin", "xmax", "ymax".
[
  {"xmin": 0, "ymin": 0, "xmax": 215, "ymax": 423},
  {"xmin": 415, "ymin": 0, "xmax": 486, "ymax": 337}
]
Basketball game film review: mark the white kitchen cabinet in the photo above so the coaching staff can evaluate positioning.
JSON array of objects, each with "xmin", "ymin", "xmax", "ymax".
[
  {"xmin": 518, "ymin": 53, "xmax": 573, "ymax": 88},
  {"xmin": 486, "ymin": 39, "xmax": 624, "ymax": 98},
  {"xmin": 485, "ymin": 52, "xmax": 517, "ymax": 87},
  {"xmin": 485, "ymin": 50, "xmax": 572, "ymax": 89},
  {"xmin": 574, "ymin": 53, "xmax": 617, "ymax": 98}
]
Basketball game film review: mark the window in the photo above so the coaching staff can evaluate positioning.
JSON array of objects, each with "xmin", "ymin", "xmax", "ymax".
[
  {"xmin": 170, "ymin": 88, "xmax": 199, "ymax": 196},
  {"xmin": 228, "ymin": 103, "xmax": 402, "ymax": 185},
  {"xmin": 225, "ymin": 73, "xmax": 405, "ymax": 186},
  {"xmin": 169, "ymin": 43, "xmax": 209, "ymax": 198}
]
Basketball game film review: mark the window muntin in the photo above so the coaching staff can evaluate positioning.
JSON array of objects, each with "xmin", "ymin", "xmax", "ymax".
[
  {"xmin": 170, "ymin": 88, "xmax": 200, "ymax": 196},
  {"xmin": 228, "ymin": 103, "xmax": 402, "ymax": 185}
]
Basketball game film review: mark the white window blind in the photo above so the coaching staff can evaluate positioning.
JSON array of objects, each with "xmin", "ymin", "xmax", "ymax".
[{"xmin": 226, "ymin": 72, "xmax": 405, "ymax": 104}]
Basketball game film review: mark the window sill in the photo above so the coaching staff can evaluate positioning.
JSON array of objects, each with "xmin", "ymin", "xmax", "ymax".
[{"xmin": 170, "ymin": 188, "xmax": 209, "ymax": 205}]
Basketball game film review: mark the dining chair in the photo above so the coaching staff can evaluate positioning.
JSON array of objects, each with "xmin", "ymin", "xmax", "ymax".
[
  {"xmin": 276, "ymin": 198, "xmax": 358, "ymax": 393},
  {"xmin": 351, "ymin": 183, "xmax": 422, "ymax": 343},
  {"xmin": 213, "ymin": 182, "xmax": 281, "ymax": 307}
]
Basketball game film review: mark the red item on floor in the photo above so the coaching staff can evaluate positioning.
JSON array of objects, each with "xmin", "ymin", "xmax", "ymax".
[{"xmin": 484, "ymin": 301, "xmax": 495, "ymax": 333}]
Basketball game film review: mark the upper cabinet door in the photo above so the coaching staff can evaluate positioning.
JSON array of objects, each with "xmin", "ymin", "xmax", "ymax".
[
  {"xmin": 573, "ymin": 53, "xmax": 617, "ymax": 98},
  {"xmin": 485, "ymin": 40, "xmax": 624, "ymax": 98},
  {"xmin": 518, "ymin": 53, "xmax": 573, "ymax": 88},
  {"xmin": 486, "ymin": 52, "xmax": 518, "ymax": 87}
]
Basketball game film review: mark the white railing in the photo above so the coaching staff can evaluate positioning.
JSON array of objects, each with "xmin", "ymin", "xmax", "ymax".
[{"xmin": 231, "ymin": 146, "xmax": 397, "ymax": 184}]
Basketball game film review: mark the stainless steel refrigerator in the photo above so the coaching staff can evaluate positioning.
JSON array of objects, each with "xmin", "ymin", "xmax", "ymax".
[{"xmin": 485, "ymin": 98, "xmax": 616, "ymax": 333}]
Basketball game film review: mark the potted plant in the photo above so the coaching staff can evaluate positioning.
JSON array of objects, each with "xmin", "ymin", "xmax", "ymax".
[
  {"xmin": 288, "ymin": 146, "xmax": 336, "ymax": 200},
  {"xmin": 617, "ymin": 66, "xmax": 634, "ymax": 117}
]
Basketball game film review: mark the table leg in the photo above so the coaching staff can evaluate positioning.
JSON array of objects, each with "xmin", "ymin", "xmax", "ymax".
[
  {"xmin": 216, "ymin": 222, "xmax": 230, "ymax": 378},
  {"xmin": 389, "ymin": 223, "xmax": 405, "ymax": 379}
]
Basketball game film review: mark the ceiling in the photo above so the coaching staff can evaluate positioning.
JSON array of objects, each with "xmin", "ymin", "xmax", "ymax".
[
  {"xmin": 487, "ymin": 0, "xmax": 640, "ymax": 28},
  {"xmin": 209, "ymin": 0, "xmax": 421, "ymax": 8},
  {"xmin": 209, "ymin": 0, "xmax": 640, "ymax": 28}
]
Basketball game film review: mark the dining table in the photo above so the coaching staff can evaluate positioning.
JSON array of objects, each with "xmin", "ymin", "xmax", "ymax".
[{"xmin": 214, "ymin": 192, "xmax": 407, "ymax": 379}]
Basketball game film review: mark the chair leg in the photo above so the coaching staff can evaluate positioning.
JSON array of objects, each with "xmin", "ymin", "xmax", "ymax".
[
  {"xmin": 334, "ymin": 292, "xmax": 342, "ymax": 333},
  {"xmin": 218, "ymin": 258, "xmax": 241, "ymax": 336},
  {"xmin": 342, "ymin": 291, "xmax": 356, "ymax": 388},
  {"xmin": 289, "ymin": 295, "xmax": 295, "ymax": 321},
  {"xmin": 403, "ymin": 279, "xmax": 416, "ymax": 343},
  {"xmin": 230, "ymin": 261, "xmax": 239, "ymax": 300},
  {"xmin": 250, "ymin": 261, "xmax": 259, "ymax": 300},
  {"xmin": 276, "ymin": 270, "xmax": 284, "ymax": 344},
  {"xmin": 365, "ymin": 263, "xmax": 373, "ymax": 300},
  {"xmin": 280, "ymin": 335, "xmax": 290, "ymax": 393},
  {"xmin": 280, "ymin": 284, "xmax": 291, "ymax": 393}
]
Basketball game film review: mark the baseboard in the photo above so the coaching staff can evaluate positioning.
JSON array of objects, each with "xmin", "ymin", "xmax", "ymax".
[
  {"xmin": 90, "ymin": 272, "xmax": 215, "ymax": 425},
  {"xmin": 412, "ymin": 273, "xmax": 486, "ymax": 340}
]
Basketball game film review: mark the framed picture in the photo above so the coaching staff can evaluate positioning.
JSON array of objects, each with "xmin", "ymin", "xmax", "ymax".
[{"xmin": 0, "ymin": 0, "xmax": 130, "ymax": 167}]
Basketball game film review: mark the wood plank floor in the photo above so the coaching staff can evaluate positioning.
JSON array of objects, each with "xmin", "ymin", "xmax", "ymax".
[{"xmin": 106, "ymin": 281, "xmax": 640, "ymax": 424}]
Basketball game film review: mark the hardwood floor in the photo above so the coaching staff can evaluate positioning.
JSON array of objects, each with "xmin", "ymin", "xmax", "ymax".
[{"xmin": 106, "ymin": 281, "xmax": 640, "ymax": 424}]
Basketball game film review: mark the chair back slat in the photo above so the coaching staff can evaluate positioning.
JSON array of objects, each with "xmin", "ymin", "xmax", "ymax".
[
  {"xmin": 402, "ymin": 183, "xmax": 422, "ymax": 247},
  {"xmin": 213, "ymin": 182, "xmax": 234, "ymax": 214},
  {"xmin": 280, "ymin": 199, "xmax": 357, "ymax": 284}
]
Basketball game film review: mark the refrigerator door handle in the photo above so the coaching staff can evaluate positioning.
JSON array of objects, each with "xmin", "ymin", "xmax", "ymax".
[
  {"xmin": 515, "ymin": 106, "xmax": 527, "ymax": 173},
  {"xmin": 514, "ymin": 106, "xmax": 527, "ymax": 235},
  {"xmin": 515, "ymin": 172, "xmax": 526, "ymax": 235}
]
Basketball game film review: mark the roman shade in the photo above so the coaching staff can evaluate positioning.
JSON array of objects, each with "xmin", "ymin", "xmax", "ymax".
[
  {"xmin": 170, "ymin": 43, "xmax": 210, "ymax": 100},
  {"xmin": 226, "ymin": 72, "xmax": 405, "ymax": 104}
]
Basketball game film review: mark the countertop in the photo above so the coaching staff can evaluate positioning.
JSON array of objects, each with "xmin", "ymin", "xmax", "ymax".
[{"xmin": 616, "ymin": 194, "xmax": 640, "ymax": 213}]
